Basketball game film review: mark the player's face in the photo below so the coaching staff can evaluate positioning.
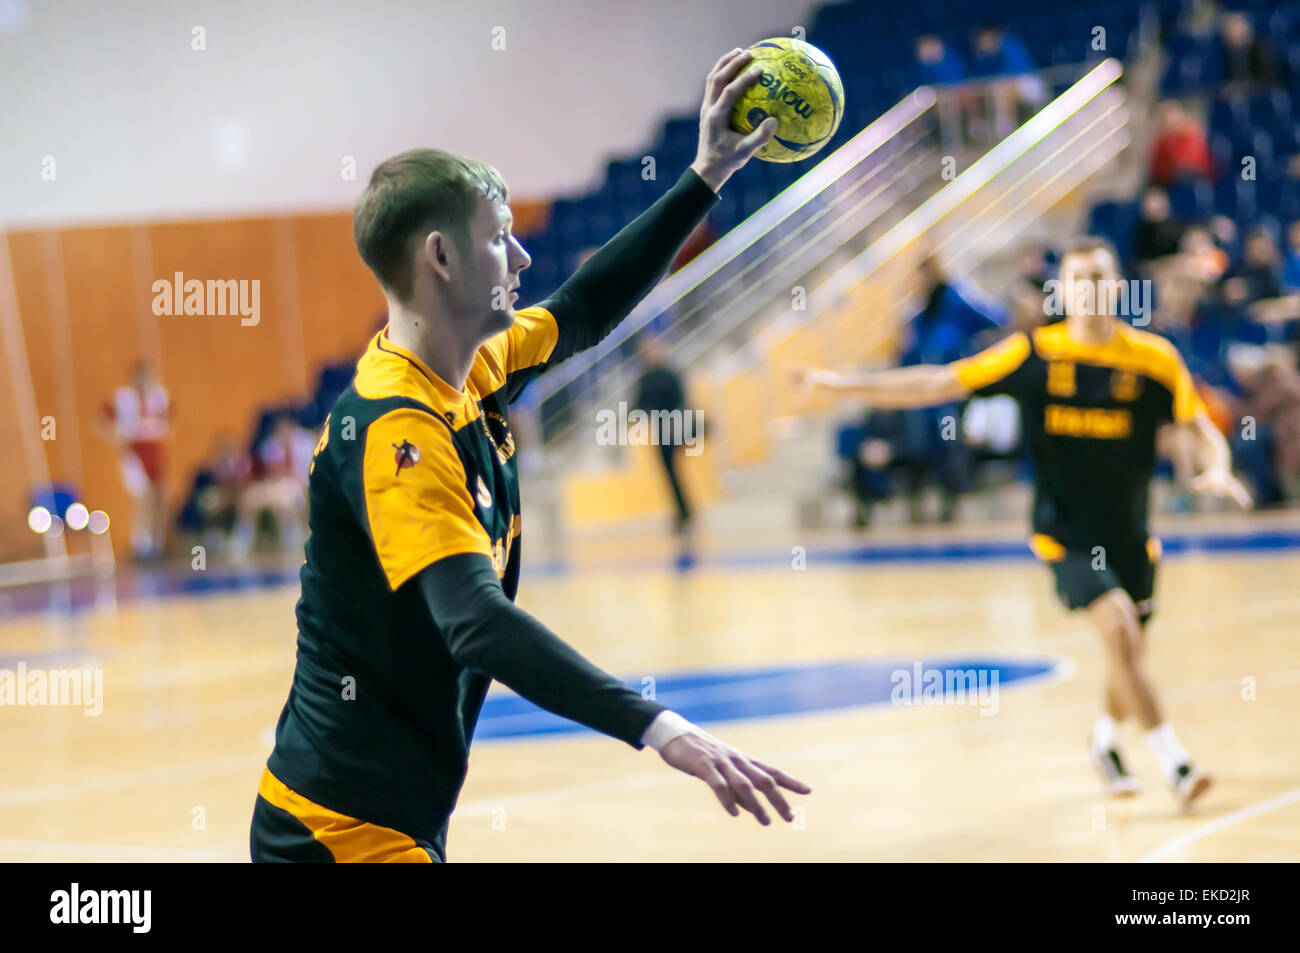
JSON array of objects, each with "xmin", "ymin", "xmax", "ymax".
[
  {"xmin": 460, "ymin": 196, "xmax": 530, "ymax": 335},
  {"xmin": 1059, "ymin": 247, "xmax": 1119, "ymax": 328}
]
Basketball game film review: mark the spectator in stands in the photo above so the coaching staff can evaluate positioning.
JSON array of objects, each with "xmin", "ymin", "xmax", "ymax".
[
  {"xmin": 1217, "ymin": 10, "xmax": 1287, "ymax": 92},
  {"xmin": 914, "ymin": 33, "xmax": 967, "ymax": 86},
  {"xmin": 1167, "ymin": 259, "xmax": 1262, "ymax": 392},
  {"xmin": 1152, "ymin": 225, "xmax": 1231, "ymax": 338},
  {"xmin": 235, "ymin": 412, "xmax": 314, "ymax": 556},
  {"xmin": 968, "ymin": 23, "xmax": 1045, "ymax": 138},
  {"xmin": 633, "ymin": 335, "xmax": 694, "ymax": 535},
  {"xmin": 847, "ymin": 409, "xmax": 905, "ymax": 529},
  {"xmin": 1237, "ymin": 228, "xmax": 1300, "ymax": 346},
  {"xmin": 1132, "ymin": 186, "xmax": 1187, "ymax": 269},
  {"xmin": 969, "ymin": 23, "xmax": 1037, "ymax": 78},
  {"xmin": 99, "ymin": 359, "xmax": 170, "ymax": 561},
  {"xmin": 896, "ymin": 256, "xmax": 1007, "ymax": 522},
  {"xmin": 177, "ymin": 433, "xmax": 252, "ymax": 554},
  {"xmin": 1227, "ymin": 344, "xmax": 1300, "ymax": 505},
  {"xmin": 1148, "ymin": 100, "xmax": 1215, "ymax": 187},
  {"xmin": 1231, "ymin": 227, "xmax": 1285, "ymax": 304}
]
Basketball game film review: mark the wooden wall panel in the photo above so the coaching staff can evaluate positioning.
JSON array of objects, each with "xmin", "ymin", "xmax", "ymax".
[
  {"xmin": 290, "ymin": 214, "xmax": 387, "ymax": 375},
  {"xmin": 1, "ymin": 199, "xmax": 551, "ymax": 561}
]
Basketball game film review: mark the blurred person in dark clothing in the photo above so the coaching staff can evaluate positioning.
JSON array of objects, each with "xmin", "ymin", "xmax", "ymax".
[
  {"xmin": 1231, "ymin": 228, "xmax": 1285, "ymax": 304},
  {"xmin": 1217, "ymin": 10, "xmax": 1287, "ymax": 91},
  {"xmin": 897, "ymin": 256, "xmax": 1007, "ymax": 522},
  {"xmin": 846, "ymin": 409, "xmax": 905, "ymax": 528},
  {"xmin": 634, "ymin": 335, "xmax": 694, "ymax": 533},
  {"xmin": 177, "ymin": 432, "xmax": 252, "ymax": 553},
  {"xmin": 1133, "ymin": 187, "xmax": 1186, "ymax": 269},
  {"xmin": 1168, "ymin": 271, "xmax": 1266, "ymax": 392}
]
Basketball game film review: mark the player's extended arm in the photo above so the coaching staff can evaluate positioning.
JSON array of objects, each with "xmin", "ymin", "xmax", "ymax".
[
  {"xmin": 538, "ymin": 49, "xmax": 776, "ymax": 368},
  {"xmin": 792, "ymin": 363, "xmax": 972, "ymax": 408},
  {"xmin": 418, "ymin": 553, "xmax": 663, "ymax": 744},
  {"xmin": 1181, "ymin": 411, "xmax": 1253, "ymax": 509},
  {"xmin": 417, "ymin": 552, "xmax": 809, "ymax": 824},
  {"xmin": 538, "ymin": 170, "xmax": 716, "ymax": 366}
]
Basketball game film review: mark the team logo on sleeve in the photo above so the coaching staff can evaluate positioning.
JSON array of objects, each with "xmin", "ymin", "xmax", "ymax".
[
  {"xmin": 476, "ymin": 475, "xmax": 493, "ymax": 508},
  {"xmin": 392, "ymin": 439, "xmax": 420, "ymax": 475}
]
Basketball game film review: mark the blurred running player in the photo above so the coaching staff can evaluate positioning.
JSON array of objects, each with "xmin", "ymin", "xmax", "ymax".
[
  {"xmin": 794, "ymin": 237, "xmax": 1251, "ymax": 807},
  {"xmin": 251, "ymin": 49, "xmax": 808, "ymax": 862}
]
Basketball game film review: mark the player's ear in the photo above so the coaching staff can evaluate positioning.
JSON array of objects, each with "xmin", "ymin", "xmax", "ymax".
[{"xmin": 423, "ymin": 230, "xmax": 454, "ymax": 283}]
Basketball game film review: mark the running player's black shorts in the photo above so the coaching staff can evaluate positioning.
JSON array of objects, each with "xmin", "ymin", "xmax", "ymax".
[
  {"xmin": 249, "ymin": 767, "xmax": 441, "ymax": 863},
  {"xmin": 1030, "ymin": 534, "xmax": 1161, "ymax": 624}
]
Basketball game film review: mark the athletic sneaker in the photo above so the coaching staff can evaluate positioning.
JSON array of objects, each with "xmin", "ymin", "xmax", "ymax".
[
  {"xmin": 1089, "ymin": 739, "xmax": 1141, "ymax": 796},
  {"xmin": 1169, "ymin": 763, "xmax": 1212, "ymax": 806}
]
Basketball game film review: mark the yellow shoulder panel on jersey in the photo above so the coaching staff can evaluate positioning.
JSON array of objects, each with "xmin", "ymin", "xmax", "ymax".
[
  {"xmin": 951, "ymin": 332, "xmax": 1032, "ymax": 391},
  {"xmin": 1117, "ymin": 326, "xmax": 1206, "ymax": 423},
  {"xmin": 471, "ymin": 306, "xmax": 559, "ymax": 398},
  {"xmin": 363, "ymin": 407, "xmax": 492, "ymax": 590},
  {"xmin": 1032, "ymin": 323, "xmax": 1206, "ymax": 423}
]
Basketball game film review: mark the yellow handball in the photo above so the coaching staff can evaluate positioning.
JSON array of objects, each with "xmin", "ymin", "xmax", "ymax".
[{"xmin": 729, "ymin": 37, "xmax": 845, "ymax": 163}]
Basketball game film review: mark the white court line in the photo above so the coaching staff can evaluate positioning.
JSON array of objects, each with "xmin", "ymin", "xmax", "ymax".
[{"xmin": 1139, "ymin": 788, "xmax": 1300, "ymax": 863}]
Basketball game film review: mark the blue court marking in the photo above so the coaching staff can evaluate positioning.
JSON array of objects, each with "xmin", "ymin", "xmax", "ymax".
[
  {"xmin": 2, "ymin": 526, "xmax": 1297, "ymax": 618},
  {"xmin": 474, "ymin": 656, "xmax": 1061, "ymax": 740}
]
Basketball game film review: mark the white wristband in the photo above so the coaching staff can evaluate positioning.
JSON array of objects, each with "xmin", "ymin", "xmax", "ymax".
[{"xmin": 640, "ymin": 710, "xmax": 699, "ymax": 752}]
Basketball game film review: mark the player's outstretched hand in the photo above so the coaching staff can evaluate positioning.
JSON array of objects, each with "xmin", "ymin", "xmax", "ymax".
[
  {"xmin": 1189, "ymin": 467, "xmax": 1253, "ymax": 510},
  {"xmin": 690, "ymin": 48, "xmax": 779, "ymax": 193},
  {"xmin": 790, "ymin": 366, "xmax": 837, "ymax": 394},
  {"xmin": 660, "ymin": 730, "xmax": 810, "ymax": 825}
]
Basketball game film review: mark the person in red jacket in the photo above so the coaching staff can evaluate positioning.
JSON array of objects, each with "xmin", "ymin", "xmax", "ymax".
[{"xmin": 1148, "ymin": 100, "xmax": 1215, "ymax": 188}]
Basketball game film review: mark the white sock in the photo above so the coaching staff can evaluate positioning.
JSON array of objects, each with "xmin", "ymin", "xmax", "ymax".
[
  {"xmin": 1092, "ymin": 713, "xmax": 1117, "ymax": 751},
  {"xmin": 1145, "ymin": 723, "xmax": 1191, "ymax": 777}
]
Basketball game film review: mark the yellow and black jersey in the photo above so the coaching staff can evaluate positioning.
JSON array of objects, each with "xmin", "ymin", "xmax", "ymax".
[
  {"xmin": 952, "ymin": 322, "xmax": 1206, "ymax": 547},
  {"xmin": 256, "ymin": 168, "xmax": 718, "ymax": 862},
  {"xmin": 263, "ymin": 311, "xmax": 556, "ymax": 858}
]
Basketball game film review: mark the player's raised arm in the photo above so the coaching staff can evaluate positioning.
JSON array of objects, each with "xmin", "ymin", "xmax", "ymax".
[
  {"xmin": 792, "ymin": 363, "xmax": 970, "ymax": 408},
  {"xmin": 534, "ymin": 49, "xmax": 778, "ymax": 368},
  {"xmin": 416, "ymin": 555, "xmax": 810, "ymax": 825},
  {"xmin": 793, "ymin": 329, "xmax": 1034, "ymax": 409}
]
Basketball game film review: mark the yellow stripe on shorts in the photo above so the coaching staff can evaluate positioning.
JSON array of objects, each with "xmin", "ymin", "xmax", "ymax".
[
  {"xmin": 1029, "ymin": 534, "xmax": 1066, "ymax": 563},
  {"xmin": 257, "ymin": 767, "xmax": 433, "ymax": 863}
]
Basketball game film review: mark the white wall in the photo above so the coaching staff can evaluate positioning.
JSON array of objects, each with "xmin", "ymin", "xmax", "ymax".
[{"xmin": 1, "ymin": 0, "xmax": 822, "ymax": 226}]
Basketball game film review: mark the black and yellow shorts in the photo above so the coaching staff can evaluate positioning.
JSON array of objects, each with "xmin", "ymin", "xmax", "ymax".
[
  {"xmin": 1029, "ymin": 534, "xmax": 1161, "ymax": 624},
  {"xmin": 249, "ymin": 767, "xmax": 440, "ymax": 863}
]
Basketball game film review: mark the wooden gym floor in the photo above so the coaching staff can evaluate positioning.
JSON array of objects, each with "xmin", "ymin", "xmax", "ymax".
[{"xmin": 1, "ymin": 513, "xmax": 1297, "ymax": 862}]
